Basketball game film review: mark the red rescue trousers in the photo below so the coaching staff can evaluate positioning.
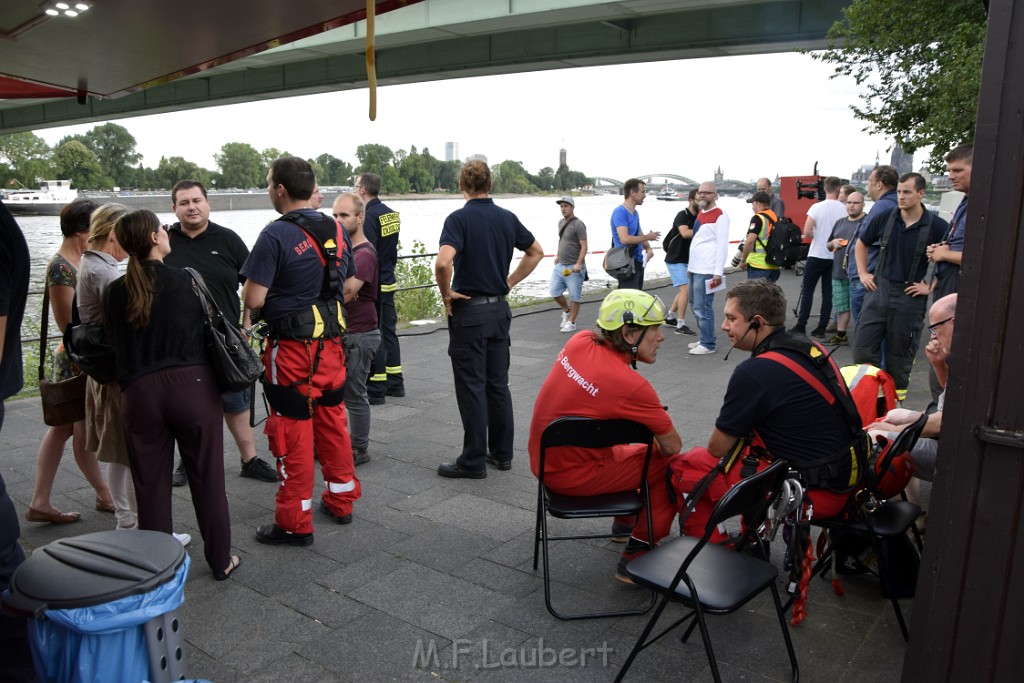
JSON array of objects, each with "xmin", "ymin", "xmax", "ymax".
[
  {"xmin": 263, "ymin": 337, "xmax": 361, "ymax": 534},
  {"xmin": 677, "ymin": 447, "xmax": 849, "ymax": 542},
  {"xmin": 545, "ymin": 444, "xmax": 677, "ymax": 547}
]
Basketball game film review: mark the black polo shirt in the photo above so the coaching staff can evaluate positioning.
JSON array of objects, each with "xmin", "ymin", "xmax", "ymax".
[
  {"xmin": 439, "ymin": 198, "xmax": 535, "ymax": 297},
  {"xmin": 859, "ymin": 208, "xmax": 948, "ymax": 283},
  {"xmin": 164, "ymin": 221, "xmax": 249, "ymax": 324}
]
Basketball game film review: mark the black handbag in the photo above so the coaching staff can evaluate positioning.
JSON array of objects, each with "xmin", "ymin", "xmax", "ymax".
[
  {"xmin": 184, "ymin": 267, "xmax": 262, "ymax": 392},
  {"xmin": 63, "ymin": 293, "xmax": 117, "ymax": 385},
  {"xmin": 38, "ymin": 286, "xmax": 87, "ymax": 426}
]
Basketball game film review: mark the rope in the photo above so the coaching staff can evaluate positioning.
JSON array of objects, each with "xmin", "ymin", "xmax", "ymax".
[
  {"xmin": 365, "ymin": 0, "xmax": 377, "ymax": 120},
  {"xmin": 790, "ymin": 525, "xmax": 815, "ymax": 626}
]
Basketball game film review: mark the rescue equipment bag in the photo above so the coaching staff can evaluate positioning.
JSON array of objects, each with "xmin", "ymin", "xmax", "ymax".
[{"xmin": 757, "ymin": 215, "xmax": 804, "ymax": 268}]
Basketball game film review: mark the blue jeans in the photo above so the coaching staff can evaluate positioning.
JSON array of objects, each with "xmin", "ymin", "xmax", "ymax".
[
  {"xmin": 688, "ymin": 272, "xmax": 717, "ymax": 349},
  {"xmin": 746, "ymin": 266, "xmax": 780, "ymax": 282},
  {"xmin": 849, "ymin": 277, "xmax": 865, "ymax": 323}
]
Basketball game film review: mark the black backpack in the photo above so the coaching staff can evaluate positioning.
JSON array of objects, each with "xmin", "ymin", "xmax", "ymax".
[{"xmin": 757, "ymin": 215, "xmax": 804, "ymax": 267}]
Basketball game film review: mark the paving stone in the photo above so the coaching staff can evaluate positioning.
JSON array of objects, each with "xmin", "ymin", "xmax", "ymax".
[{"xmin": 417, "ymin": 493, "xmax": 536, "ymax": 542}]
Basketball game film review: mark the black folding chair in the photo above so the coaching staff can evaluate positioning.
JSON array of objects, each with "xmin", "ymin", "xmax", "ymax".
[
  {"xmin": 806, "ymin": 411, "xmax": 929, "ymax": 640},
  {"xmin": 615, "ymin": 460, "xmax": 797, "ymax": 683},
  {"xmin": 533, "ymin": 416, "xmax": 656, "ymax": 620}
]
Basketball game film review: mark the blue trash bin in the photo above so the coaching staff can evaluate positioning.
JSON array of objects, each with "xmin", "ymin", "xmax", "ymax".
[{"xmin": 1, "ymin": 530, "xmax": 189, "ymax": 683}]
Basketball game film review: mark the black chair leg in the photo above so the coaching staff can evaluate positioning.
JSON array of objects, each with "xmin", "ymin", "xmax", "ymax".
[
  {"xmin": 614, "ymin": 594, "xmax": 674, "ymax": 683},
  {"xmin": 769, "ymin": 582, "xmax": 800, "ymax": 682}
]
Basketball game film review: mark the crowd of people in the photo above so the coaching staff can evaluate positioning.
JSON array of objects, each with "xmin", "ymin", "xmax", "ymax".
[{"xmin": 1, "ymin": 146, "xmax": 971, "ymax": 677}]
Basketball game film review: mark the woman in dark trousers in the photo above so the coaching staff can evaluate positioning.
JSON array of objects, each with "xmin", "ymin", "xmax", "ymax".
[{"xmin": 103, "ymin": 209, "xmax": 239, "ymax": 580}]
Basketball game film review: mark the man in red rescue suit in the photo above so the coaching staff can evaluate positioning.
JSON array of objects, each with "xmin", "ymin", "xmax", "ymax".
[
  {"xmin": 673, "ymin": 281, "xmax": 865, "ymax": 543},
  {"xmin": 242, "ymin": 156, "xmax": 359, "ymax": 545},
  {"xmin": 528, "ymin": 289, "xmax": 683, "ymax": 583}
]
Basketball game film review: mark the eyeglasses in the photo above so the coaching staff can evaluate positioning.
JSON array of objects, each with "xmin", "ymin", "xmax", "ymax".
[
  {"xmin": 927, "ymin": 316, "xmax": 954, "ymax": 337},
  {"xmin": 697, "ymin": 191, "xmax": 716, "ymax": 196}
]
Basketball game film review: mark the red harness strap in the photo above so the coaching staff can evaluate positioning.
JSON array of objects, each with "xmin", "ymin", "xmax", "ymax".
[{"xmin": 758, "ymin": 351, "xmax": 835, "ymax": 405}]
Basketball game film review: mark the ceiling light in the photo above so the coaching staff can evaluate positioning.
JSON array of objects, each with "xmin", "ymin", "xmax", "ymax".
[{"xmin": 40, "ymin": 0, "xmax": 93, "ymax": 18}]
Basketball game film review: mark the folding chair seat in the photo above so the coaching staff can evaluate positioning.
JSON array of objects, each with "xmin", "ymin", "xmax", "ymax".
[
  {"xmin": 804, "ymin": 412, "xmax": 929, "ymax": 640},
  {"xmin": 533, "ymin": 416, "xmax": 656, "ymax": 620},
  {"xmin": 614, "ymin": 460, "xmax": 796, "ymax": 683}
]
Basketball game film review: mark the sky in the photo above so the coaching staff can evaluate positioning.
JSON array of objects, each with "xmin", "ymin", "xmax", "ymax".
[{"xmin": 36, "ymin": 52, "xmax": 901, "ymax": 184}]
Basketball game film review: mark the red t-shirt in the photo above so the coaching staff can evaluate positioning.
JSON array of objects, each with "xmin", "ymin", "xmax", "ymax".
[{"xmin": 528, "ymin": 331, "xmax": 674, "ymax": 489}]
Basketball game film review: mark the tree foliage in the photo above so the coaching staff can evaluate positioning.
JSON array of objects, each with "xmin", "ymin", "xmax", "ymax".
[
  {"xmin": 0, "ymin": 132, "xmax": 52, "ymax": 187},
  {"xmin": 4, "ymin": 123, "xmax": 593, "ymax": 195},
  {"xmin": 52, "ymin": 140, "xmax": 107, "ymax": 189},
  {"xmin": 812, "ymin": 0, "xmax": 987, "ymax": 166},
  {"xmin": 215, "ymin": 142, "xmax": 263, "ymax": 188},
  {"xmin": 81, "ymin": 123, "xmax": 141, "ymax": 187}
]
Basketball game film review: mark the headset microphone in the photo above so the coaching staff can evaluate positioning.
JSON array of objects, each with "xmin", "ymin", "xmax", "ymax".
[{"xmin": 723, "ymin": 317, "xmax": 762, "ymax": 361}]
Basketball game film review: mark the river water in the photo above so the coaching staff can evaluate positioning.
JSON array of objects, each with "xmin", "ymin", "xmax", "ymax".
[{"xmin": 15, "ymin": 194, "xmax": 756, "ymax": 332}]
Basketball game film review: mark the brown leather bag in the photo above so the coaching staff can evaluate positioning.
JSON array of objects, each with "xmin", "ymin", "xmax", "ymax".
[{"xmin": 38, "ymin": 284, "xmax": 86, "ymax": 426}]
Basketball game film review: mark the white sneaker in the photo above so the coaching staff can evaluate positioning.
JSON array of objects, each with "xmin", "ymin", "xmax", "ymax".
[
  {"xmin": 689, "ymin": 344, "xmax": 716, "ymax": 355},
  {"xmin": 173, "ymin": 532, "xmax": 192, "ymax": 546},
  {"xmin": 560, "ymin": 310, "xmax": 570, "ymax": 327},
  {"xmin": 688, "ymin": 341, "xmax": 702, "ymax": 349},
  {"xmin": 560, "ymin": 321, "xmax": 577, "ymax": 333}
]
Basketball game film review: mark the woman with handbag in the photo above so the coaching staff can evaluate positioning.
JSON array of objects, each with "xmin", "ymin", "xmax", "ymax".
[
  {"xmin": 103, "ymin": 209, "xmax": 239, "ymax": 580},
  {"xmin": 26, "ymin": 198, "xmax": 115, "ymax": 525}
]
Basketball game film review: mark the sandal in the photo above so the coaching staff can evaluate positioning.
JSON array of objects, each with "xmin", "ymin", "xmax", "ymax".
[
  {"xmin": 96, "ymin": 498, "xmax": 116, "ymax": 513},
  {"xmin": 25, "ymin": 507, "xmax": 81, "ymax": 524},
  {"xmin": 214, "ymin": 555, "xmax": 241, "ymax": 581}
]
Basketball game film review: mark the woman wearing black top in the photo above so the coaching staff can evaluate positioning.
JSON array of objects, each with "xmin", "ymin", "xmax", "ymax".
[{"xmin": 103, "ymin": 209, "xmax": 239, "ymax": 580}]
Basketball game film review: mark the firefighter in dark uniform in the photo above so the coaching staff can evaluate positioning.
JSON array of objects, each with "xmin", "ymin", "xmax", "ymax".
[{"xmin": 356, "ymin": 172, "xmax": 404, "ymax": 403}]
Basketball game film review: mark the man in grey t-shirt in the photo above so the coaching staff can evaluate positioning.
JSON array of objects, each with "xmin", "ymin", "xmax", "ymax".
[{"xmin": 549, "ymin": 196, "xmax": 588, "ymax": 332}]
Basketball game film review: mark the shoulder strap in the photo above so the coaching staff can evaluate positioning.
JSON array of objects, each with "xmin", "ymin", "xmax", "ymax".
[
  {"xmin": 279, "ymin": 211, "xmax": 340, "ymax": 299},
  {"xmin": 38, "ymin": 286, "xmax": 50, "ymax": 381},
  {"xmin": 875, "ymin": 209, "xmax": 900, "ymax": 278},
  {"xmin": 757, "ymin": 334, "xmax": 863, "ymax": 432},
  {"xmin": 754, "ymin": 212, "xmax": 776, "ymax": 252},
  {"xmin": 907, "ymin": 211, "xmax": 934, "ymax": 282}
]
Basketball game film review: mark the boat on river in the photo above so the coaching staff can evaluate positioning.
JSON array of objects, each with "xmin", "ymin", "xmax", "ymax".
[
  {"xmin": 1, "ymin": 180, "xmax": 78, "ymax": 215},
  {"xmin": 655, "ymin": 186, "xmax": 685, "ymax": 201}
]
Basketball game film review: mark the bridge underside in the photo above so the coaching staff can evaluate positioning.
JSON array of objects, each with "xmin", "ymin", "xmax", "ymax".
[{"xmin": 0, "ymin": 0, "xmax": 849, "ymax": 133}]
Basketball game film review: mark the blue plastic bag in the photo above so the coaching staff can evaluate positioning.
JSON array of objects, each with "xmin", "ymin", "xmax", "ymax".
[{"xmin": 29, "ymin": 554, "xmax": 190, "ymax": 683}]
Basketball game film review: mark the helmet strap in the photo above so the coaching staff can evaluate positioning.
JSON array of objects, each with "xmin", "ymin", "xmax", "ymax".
[{"xmin": 630, "ymin": 326, "xmax": 650, "ymax": 369}]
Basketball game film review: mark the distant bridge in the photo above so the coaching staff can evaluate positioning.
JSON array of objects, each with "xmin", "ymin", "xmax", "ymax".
[{"xmin": 591, "ymin": 174, "xmax": 753, "ymax": 196}]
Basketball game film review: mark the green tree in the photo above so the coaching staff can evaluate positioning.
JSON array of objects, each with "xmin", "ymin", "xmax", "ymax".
[
  {"xmin": 52, "ymin": 140, "xmax": 107, "ymax": 189},
  {"xmin": 492, "ymin": 160, "xmax": 537, "ymax": 194},
  {"xmin": 81, "ymin": 123, "xmax": 142, "ymax": 188},
  {"xmin": 314, "ymin": 153, "xmax": 354, "ymax": 185},
  {"xmin": 355, "ymin": 143, "xmax": 394, "ymax": 175},
  {"xmin": 215, "ymin": 142, "xmax": 263, "ymax": 189},
  {"xmin": 812, "ymin": 0, "xmax": 987, "ymax": 165},
  {"xmin": 399, "ymin": 151, "xmax": 434, "ymax": 193},
  {"xmin": 260, "ymin": 147, "xmax": 289, "ymax": 171},
  {"xmin": 153, "ymin": 156, "xmax": 210, "ymax": 190},
  {"xmin": 380, "ymin": 165, "xmax": 409, "ymax": 194},
  {"xmin": 437, "ymin": 160, "xmax": 461, "ymax": 192},
  {"xmin": 0, "ymin": 132, "xmax": 52, "ymax": 187}
]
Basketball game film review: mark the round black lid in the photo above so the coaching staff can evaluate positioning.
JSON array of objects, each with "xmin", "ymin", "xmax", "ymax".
[{"xmin": 2, "ymin": 530, "xmax": 186, "ymax": 617}]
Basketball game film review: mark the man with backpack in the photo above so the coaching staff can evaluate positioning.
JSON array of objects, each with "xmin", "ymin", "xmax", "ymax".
[
  {"xmin": 663, "ymin": 189, "xmax": 697, "ymax": 335},
  {"xmin": 738, "ymin": 191, "xmax": 781, "ymax": 282}
]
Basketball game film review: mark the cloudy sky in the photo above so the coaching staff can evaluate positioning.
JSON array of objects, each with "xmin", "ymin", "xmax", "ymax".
[{"xmin": 37, "ymin": 51, "xmax": 901, "ymax": 184}]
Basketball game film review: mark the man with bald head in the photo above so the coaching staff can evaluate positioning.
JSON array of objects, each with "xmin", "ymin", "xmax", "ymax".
[
  {"xmin": 687, "ymin": 181, "xmax": 731, "ymax": 355},
  {"xmin": 756, "ymin": 177, "xmax": 785, "ymax": 218},
  {"xmin": 825, "ymin": 191, "xmax": 867, "ymax": 344}
]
